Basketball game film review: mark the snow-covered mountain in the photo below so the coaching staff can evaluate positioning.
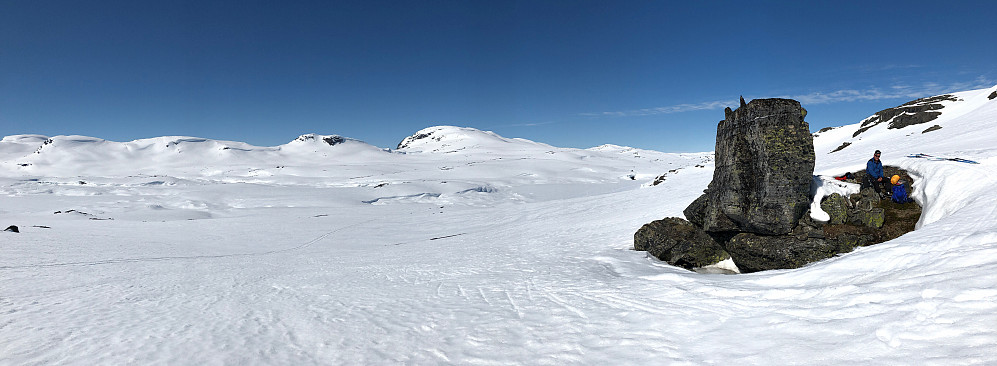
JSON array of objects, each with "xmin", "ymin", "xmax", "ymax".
[
  {"xmin": 0, "ymin": 126, "xmax": 709, "ymax": 205},
  {"xmin": 395, "ymin": 125, "xmax": 554, "ymax": 153},
  {"xmin": 1, "ymin": 85, "xmax": 995, "ymax": 364},
  {"xmin": 812, "ymin": 85, "xmax": 997, "ymax": 172},
  {"xmin": 0, "ymin": 133, "xmax": 387, "ymax": 177}
]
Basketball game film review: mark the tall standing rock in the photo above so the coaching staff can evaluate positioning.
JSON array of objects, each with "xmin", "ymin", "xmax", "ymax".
[{"xmin": 701, "ymin": 98, "xmax": 815, "ymax": 235}]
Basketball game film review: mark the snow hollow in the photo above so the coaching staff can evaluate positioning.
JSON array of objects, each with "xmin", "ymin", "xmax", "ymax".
[{"xmin": 2, "ymin": 86, "xmax": 996, "ymax": 364}]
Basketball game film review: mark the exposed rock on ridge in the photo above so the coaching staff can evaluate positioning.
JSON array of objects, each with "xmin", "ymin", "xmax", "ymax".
[
  {"xmin": 295, "ymin": 134, "xmax": 348, "ymax": 146},
  {"xmin": 852, "ymin": 94, "xmax": 960, "ymax": 137}
]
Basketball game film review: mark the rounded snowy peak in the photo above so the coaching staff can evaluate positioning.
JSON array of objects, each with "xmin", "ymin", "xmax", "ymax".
[
  {"xmin": 281, "ymin": 133, "xmax": 384, "ymax": 154},
  {"xmin": 396, "ymin": 126, "xmax": 550, "ymax": 153},
  {"xmin": 1, "ymin": 135, "xmax": 50, "ymax": 144},
  {"xmin": 588, "ymin": 144, "xmax": 639, "ymax": 152}
]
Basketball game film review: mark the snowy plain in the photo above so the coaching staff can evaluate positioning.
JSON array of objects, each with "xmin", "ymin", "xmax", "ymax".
[{"xmin": 2, "ymin": 86, "xmax": 996, "ymax": 365}]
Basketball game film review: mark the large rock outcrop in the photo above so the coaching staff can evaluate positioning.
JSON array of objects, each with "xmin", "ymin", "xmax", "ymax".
[
  {"xmin": 637, "ymin": 98, "xmax": 817, "ymax": 272},
  {"xmin": 636, "ymin": 98, "xmax": 923, "ymax": 273},
  {"xmin": 702, "ymin": 98, "xmax": 815, "ymax": 236}
]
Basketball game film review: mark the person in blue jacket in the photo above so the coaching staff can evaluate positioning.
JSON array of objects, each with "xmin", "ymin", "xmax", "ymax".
[
  {"xmin": 890, "ymin": 174, "xmax": 914, "ymax": 203},
  {"xmin": 864, "ymin": 150, "xmax": 890, "ymax": 197}
]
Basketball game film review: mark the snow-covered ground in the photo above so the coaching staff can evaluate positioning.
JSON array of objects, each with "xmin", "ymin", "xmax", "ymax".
[{"xmin": 2, "ymin": 86, "xmax": 995, "ymax": 364}]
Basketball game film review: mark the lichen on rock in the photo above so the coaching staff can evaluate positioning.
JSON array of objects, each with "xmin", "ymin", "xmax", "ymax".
[
  {"xmin": 820, "ymin": 193, "xmax": 848, "ymax": 225},
  {"xmin": 703, "ymin": 98, "xmax": 814, "ymax": 236},
  {"xmin": 634, "ymin": 217, "xmax": 729, "ymax": 270}
]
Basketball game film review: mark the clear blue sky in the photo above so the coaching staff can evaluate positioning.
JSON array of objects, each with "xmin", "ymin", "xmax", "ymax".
[{"xmin": 2, "ymin": 1, "xmax": 994, "ymax": 152}]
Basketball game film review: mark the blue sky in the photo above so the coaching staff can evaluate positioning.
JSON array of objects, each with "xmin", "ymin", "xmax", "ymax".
[{"xmin": 2, "ymin": 1, "xmax": 994, "ymax": 152}]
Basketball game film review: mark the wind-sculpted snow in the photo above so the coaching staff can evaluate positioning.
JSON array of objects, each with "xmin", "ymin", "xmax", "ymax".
[{"xmin": 1, "ymin": 86, "xmax": 996, "ymax": 364}]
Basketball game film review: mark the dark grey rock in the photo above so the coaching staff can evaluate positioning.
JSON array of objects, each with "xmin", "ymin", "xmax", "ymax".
[
  {"xmin": 651, "ymin": 169, "xmax": 679, "ymax": 186},
  {"xmin": 921, "ymin": 125, "xmax": 942, "ymax": 134},
  {"xmin": 830, "ymin": 142, "xmax": 851, "ymax": 153},
  {"xmin": 683, "ymin": 193, "xmax": 708, "ymax": 227},
  {"xmin": 701, "ymin": 98, "xmax": 815, "ymax": 235},
  {"xmin": 830, "ymin": 233, "xmax": 867, "ymax": 254},
  {"xmin": 849, "ymin": 207, "xmax": 885, "ymax": 229},
  {"xmin": 634, "ymin": 217, "xmax": 730, "ymax": 271},
  {"xmin": 797, "ymin": 210, "xmax": 825, "ymax": 239},
  {"xmin": 989, "ymin": 90, "xmax": 996, "ymax": 100},
  {"xmin": 294, "ymin": 134, "xmax": 347, "ymax": 146},
  {"xmin": 726, "ymin": 231, "xmax": 838, "ymax": 273},
  {"xmin": 323, "ymin": 136, "xmax": 346, "ymax": 146},
  {"xmin": 397, "ymin": 132, "xmax": 433, "ymax": 149},
  {"xmin": 4, "ymin": 225, "xmax": 18, "ymax": 233},
  {"xmin": 857, "ymin": 187, "xmax": 879, "ymax": 202}
]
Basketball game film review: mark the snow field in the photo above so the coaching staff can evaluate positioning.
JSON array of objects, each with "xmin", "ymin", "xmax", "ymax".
[{"xmin": 2, "ymin": 87, "xmax": 997, "ymax": 364}]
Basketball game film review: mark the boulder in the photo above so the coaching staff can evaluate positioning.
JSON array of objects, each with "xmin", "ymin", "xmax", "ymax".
[
  {"xmin": 849, "ymin": 207, "xmax": 885, "ymax": 229},
  {"xmin": 796, "ymin": 210, "xmax": 826, "ymax": 239},
  {"xmin": 726, "ymin": 231, "xmax": 838, "ymax": 273},
  {"xmin": 634, "ymin": 217, "xmax": 730, "ymax": 270},
  {"xmin": 820, "ymin": 193, "xmax": 848, "ymax": 225},
  {"xmin": 683, "ymin": 193, "xmax": 708, "ymax": 227},
  {"xmin": 4, "ymin": 225, "xmax": 18, "ymax": 233},
  {"xmin": 857, "ymin": 187, "xmax": 879, "ymax": 202},
  {"xmin": 829, "ymin": 233, "xmax": 870, "ymax": 254},
  {"xmin": 846, "ymin": 190, "xmax": 884, "ymax": 228},
  {"xmin": 701, "ymin": 98, "xmax": 815, "ymax": 235}
]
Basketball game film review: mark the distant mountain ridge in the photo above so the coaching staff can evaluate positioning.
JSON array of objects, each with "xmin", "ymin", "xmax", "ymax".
[
  {"xmin": 0, "ymin": 125, "xmax": 707, "ymax": 190},
  {"xmin": 3, "ymin": 83, "xmax": 994, "ymax": 180},
  {"xmin": 0, "ymin": 132, "xmax": 390, "ymax": 177}
]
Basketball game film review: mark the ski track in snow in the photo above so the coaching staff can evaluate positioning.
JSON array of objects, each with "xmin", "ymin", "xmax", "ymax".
[
  {"xmin": 2, "ymin": 89, "xmax": 997, "ymax": 365},
  {"xmin": 0, "ymin": 219, "xmax": 374, "ymax": 270}
]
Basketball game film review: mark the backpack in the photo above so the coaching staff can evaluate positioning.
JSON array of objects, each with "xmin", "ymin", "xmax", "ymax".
[
  {"xmin": 833, "ymin": 172, "xmax": 855, "ymax": 181},
  {"xmin": 892, "ymin": 183, "xmax": 912, "ymax": 203}
]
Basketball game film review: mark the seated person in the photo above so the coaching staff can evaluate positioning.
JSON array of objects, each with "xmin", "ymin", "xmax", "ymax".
[
  {"xmin": 891, "ymin": 175, "xmax": 914, "ymax": 203},
  {"xmin": 864, "ymin": 150, "xmax": 890, "ymax": 197}
]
